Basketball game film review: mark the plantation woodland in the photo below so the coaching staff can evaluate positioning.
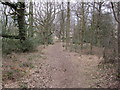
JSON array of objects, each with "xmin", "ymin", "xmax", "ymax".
[{"xmin": 0, "ymin": 0, "xmax": 120, "ymax": 88}]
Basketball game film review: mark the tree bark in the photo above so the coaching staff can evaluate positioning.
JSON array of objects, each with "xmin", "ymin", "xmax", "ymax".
[
  {"xmin": 17, "ymin": 2, "xmax": 26, "ymax": 43},
  {"xmin": 90, "ymin": 2, "xmax": 95, "ymax": 54},
  {"xmin": 29, "ymin": 0, "xmax": 34, "ymax": 37},
  {"xmin": 117, "ymin": 2, "xmax": 120, "ymax": 80},
  {"xmin": 1, "ymin": 1, "xmax": 26, "ymax": 43},
  {"xmin": 96, "ymin": 2, "xmax": 102, "ymax": 46},
  {"xmin": 111, "ymin": 2, "xmax": 120, "ymax": 81},
  {"xmin": 60, "ymin": 2, "xmax": 65, "ymax": 42},
  {"xmin": 81, "ymin": 2, "xmax": 85, "ymax": 51},
  {"xmin": 66, "ymin": 1, "xmax": 70, "ymax": 50}
]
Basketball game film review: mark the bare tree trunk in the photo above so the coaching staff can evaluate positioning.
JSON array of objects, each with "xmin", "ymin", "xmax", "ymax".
[
  {"xmin": 90, "ymin": 2, "xmax": 95, "ymax": 54},
  {"xmin": 81, "ymin": 2, "xmax": 85, "ymax": 51},
  {"xmin": 77, "ymin": 16, "xmax": 80, "ymax": 53},
  {"xmin": 60, "ymin": 1, "xmax": 65, "ymax": 42},
  {"xmin": 66, "ymin": 1, "xmax": 70, "ymax": 50},
  {"xmin": 96, "ymin": 2, "xmax": 103, "ymax": 46},
  {"xmin": 111, "ymin": 1, "xmax": 120, "ymax": 81},
  {"xmin": 29, "ymin": 0, "xmax": 34, "ymax": 37},
  {"xmin": 117, "ymin": 2, "xmax": 120, "ymax": 81}
]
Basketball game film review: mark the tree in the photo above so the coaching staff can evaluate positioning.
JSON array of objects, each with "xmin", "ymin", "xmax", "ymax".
[
  {"xmin": 60, "ymin": 1, "xmax": 65, "ymax": 42},
  {"xmin": 90, "ymin": 2, "xmax": 95, "ymax": 54},
  {"xmin": 80, "ymin": 2, "xmax": 86, "ymax": 51},
  {"xmin": 29, "ymin": 0, "xmax": 34, "ymax": 37},
  {"xmin": 0, "ymin": 1, "xmax": 27, "ymax": 51},
  {"xmin": 111, "ymin": 1, "xmax": 120, "ymax": 80},
  {"xmin": 95, "ymin": 2, "xmax": 104, "ymax": 46},
  {"xmin": 66, "ymin": 1, "xmax": 70, "ymax": 50},
  {"xmin": 34, "ymin": 1, "xmax": 56, "ymax": 46}
]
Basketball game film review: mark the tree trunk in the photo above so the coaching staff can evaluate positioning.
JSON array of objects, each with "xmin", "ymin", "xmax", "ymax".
[
  {"xmin": 66, "ymin": 1, "xmax": 70, "ymax": 50},
  {"xmin": 17, "ymin": 2, "xmax": 26, "ymax": 43},
  {"xmin": 111, "ymin": 1, "xmax": 120, "ymax": 81},
  {"xmin": 96, "ymin": 2, "xmax": 102, "ymax": 46},
  {"xmin": 29, "ymin": 0, "xmax": 34, "ymax": 37},
  {"xmin": 60, "ymin": 2, "xmax": 65, "ymax": 42},
  {"xmin": 90, "ymin": 2, "xmax": 95, "ymax": 54},
  {"xmin": 81, "ymin": 2, "xmax": 85, "ymax": 51},
  {"xmin": 117, "ymin": 1, "xmax": 120, "ymax": 80}
]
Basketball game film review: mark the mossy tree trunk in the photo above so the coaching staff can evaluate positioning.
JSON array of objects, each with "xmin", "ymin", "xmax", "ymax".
[
  {"xmin": 1, "ymin": 1, "xmax": 27, "ymax": 51},
  {"xmin": 17, "ymin": 2, "xmax": 26, "ymax": 43}
]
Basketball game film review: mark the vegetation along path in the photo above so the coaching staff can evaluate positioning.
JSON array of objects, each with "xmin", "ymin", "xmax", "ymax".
[{"xmin": 4, "ymin": 42, "xmax": 110, "ymax": 88}]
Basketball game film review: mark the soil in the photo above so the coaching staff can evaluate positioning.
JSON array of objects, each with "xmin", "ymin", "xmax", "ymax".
[{"xmin": 3, "ymin": 42, "xmax": 118, "ymax": 88}]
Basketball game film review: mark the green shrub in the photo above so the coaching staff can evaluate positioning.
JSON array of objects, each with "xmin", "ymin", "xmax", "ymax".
[
  {"xmin": 18, "ymin": 38, "xmax": 35, "ymax": 52},
  {"xmin": 2, "ymin": 38, "xmax": 37, "ymax": 54},
  {"xmin": 2, "ymin": 39, "xmax": 20, "ymax": 54},
  {"xmin": 2, "ymin": 35, "xmax": 54, "ymax": 55},
  {"xmin": 48, "ymin": 37, "xmax": 54, "ymax": 44}
]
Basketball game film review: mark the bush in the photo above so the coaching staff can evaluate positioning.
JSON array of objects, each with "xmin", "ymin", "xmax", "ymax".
[
  {"xmin": 2, "ymin": 39, "xmax": 20, "ymax": 54},
  {"xmin": 18, "ymin": 38, "xmax": 35, "ymax": 52},
  {"xmin": 48, "ymin": 37, "xmax": 54, "ymax": 44},
  {"xmin": 2, "ymin": 38, "xmax": 36, "ymax": 55},
  {"xmin": 2, "ymin": 35, "xmax": 54, "ymax": 55}
]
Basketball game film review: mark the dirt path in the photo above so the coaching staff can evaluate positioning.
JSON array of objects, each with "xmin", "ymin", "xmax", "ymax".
[
  {"xmin": 42, "ymin": 42, "xmax": 100, "ymax": 88},
  {"xmin": 5, "ymin": 42, "xmax": 101, "ymax": 88}
]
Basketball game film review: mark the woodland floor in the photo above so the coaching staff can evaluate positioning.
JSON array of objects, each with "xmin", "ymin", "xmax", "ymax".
[{"xmin": 3, "ymin": 42, "xmax": 119, "ymax": 88}]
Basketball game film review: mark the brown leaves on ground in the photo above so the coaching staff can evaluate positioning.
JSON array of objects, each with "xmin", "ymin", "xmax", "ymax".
[{"xmin": 2, "ymin": 43, "xmax": 119, "ymax": 88}]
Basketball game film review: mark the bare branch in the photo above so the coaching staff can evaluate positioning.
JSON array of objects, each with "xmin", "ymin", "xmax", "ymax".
[
  {"xmin": 111, "ymin": 2, "xmax": 120, "ymax": 23},
  {"xmin": 0, "ymin": 2, "xmax": 17, "ymax": 10}
]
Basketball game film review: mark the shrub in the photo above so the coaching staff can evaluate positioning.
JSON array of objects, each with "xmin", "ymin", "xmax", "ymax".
[
  {"xmin": 18, "ymin": 38, "xmax": 35, "ymax": 52},
  {"xmin": 2, "ymin": 38, "xmax": 36, "ymax": 54},
  {"xmin": 2, "ymin": 39, "xmax": 20, "ymax": 55}
]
